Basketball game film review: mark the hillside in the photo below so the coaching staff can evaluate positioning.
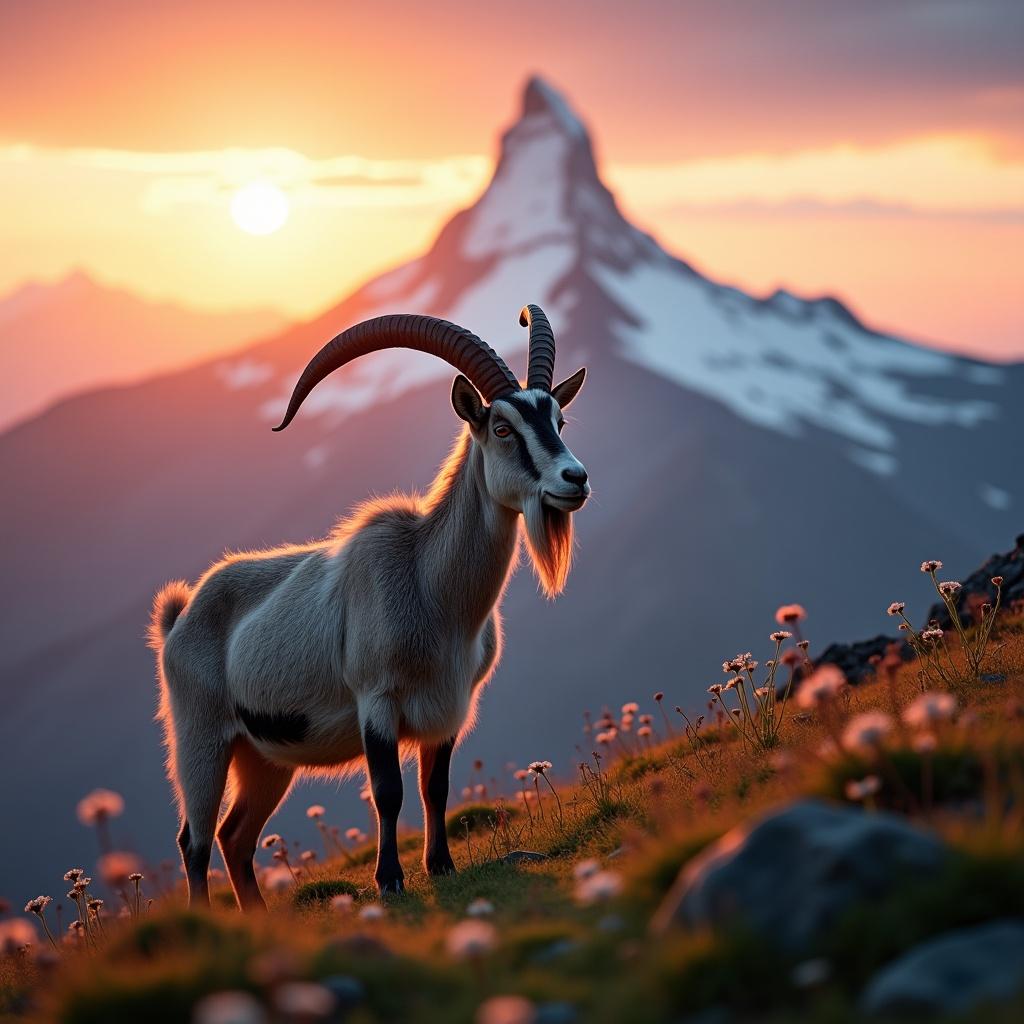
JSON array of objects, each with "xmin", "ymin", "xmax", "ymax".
[
  {"xmin": 1, "ymin": 76, "xmax": 1023, "ymax": 904},
  {"xmin": 2, "ymin": 553, "xmax": 1024, "ymax": 1022}
]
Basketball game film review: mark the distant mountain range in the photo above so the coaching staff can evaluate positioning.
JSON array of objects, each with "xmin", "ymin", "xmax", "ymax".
[
  {"xmin": 0, "ymin": 270, "xmax": 288, "ymax": 429},
  {"xmin": 1, "ymin": 77, "xmax": 1020, "ymax": 904}
]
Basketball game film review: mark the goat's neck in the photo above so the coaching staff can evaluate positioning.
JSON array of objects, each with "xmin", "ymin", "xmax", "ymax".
[{"xmin": 421, "ymin": 429, "xmax": 519, "ymax": 630}]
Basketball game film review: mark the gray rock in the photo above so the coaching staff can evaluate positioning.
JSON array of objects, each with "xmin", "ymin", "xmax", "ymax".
[
  {"xmin": 531, "ymin": 938, "xmax": 579, "ymax": 963},
  {"xmin": 320, "ymin": 974, "xmax": 366, "ymax": 1013},
  {"xmin": 651, "ymin": 799, "xmax": 947, "ymax": 952},
  {"xmin": 816, "ymin": 634, "xmax": 911, "ymax": 684},
  {"xmin": 534, "ymin": 1003, "xmax": 579, "ymax": 1024},
  {"xmin": 501, "ymin": 849, "xmax": 548, "ymax": 864},
  {"xmin": 860, "ymin": 920, "xmax": 1024, "ymax": 1016},
  {"xmin": 926, "ymin": 536, "xmax": 1024, "ymax": 629}
]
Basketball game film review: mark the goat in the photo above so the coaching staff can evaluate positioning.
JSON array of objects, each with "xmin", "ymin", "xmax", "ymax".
[{"xmin": 149, "ymin": 306, "xmax": 589, "ymax": 908}]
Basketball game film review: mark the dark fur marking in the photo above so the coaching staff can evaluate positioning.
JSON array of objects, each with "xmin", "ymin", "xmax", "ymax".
[
  {"xmin": 504, "ymin": 393, "xmax": 565, "ymax": 457},
  {"xmin": 363, "ymin": 725, "xmax": 405, "ymax": 891},
  {"xmin": 236, "ymin": 705, "xmax": 309, "ymax": 744},
  {"xmin": 364, "ymin": 727, "xmax": 404, "ymax": 817},
  {"xmin": 422, "ymin": 737, "xmax": 456, "ymax": 874},
  {"xmin": 423, "ymin": 737, "xmax": 454, "ymax": 811},
  {"xmin": 509, "ymin": 427, "xmax": 541, "ymax": 480}
]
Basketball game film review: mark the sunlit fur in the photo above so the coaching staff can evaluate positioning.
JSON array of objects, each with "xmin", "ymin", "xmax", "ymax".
[
  {"xmin": 523, "ymin": 501, "xmax": 574, "ymax": 597},
  {"xmin": 149, "ymin": 378, "xmax": 587, "ymax": 910}
]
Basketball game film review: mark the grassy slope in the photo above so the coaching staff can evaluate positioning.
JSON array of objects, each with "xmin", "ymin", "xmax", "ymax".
[{"xmin": 4, "ymin": 617, "xmax": 1024, "ymax": 1023}]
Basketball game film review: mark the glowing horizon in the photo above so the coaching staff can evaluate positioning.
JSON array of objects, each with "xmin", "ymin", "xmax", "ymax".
[
  {"xmin": 2, "ymin": 127, "xmax": 1022, "ymax": 359},
  {"xmin": 2, "ymin": 0, "xmax": 1022, "ymax": 359}
]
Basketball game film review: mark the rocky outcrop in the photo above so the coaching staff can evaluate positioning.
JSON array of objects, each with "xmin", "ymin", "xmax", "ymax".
[
  {"xmin": 815, "ymin": 634, "xmax": 911, "ymax": 683},
  {"xmin": 927, "ymin": 534, "xmax": 1024, "ymax": 628},
  {"xmin": 811, "ymin": 535, "xmax": 1024, "ymax": 685},
  {"xmin": 860, "ymin": 920, "xmax": 1024, "ymax": 1016},
  {"xmin": 651, "ymin": 800, "xmax": 947, "ymax": 953}
]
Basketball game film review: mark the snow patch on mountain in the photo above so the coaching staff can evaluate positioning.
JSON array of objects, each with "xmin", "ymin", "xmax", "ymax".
[
  {"xmin": 462, "ymin": 130, "xmax": 574, "ymax": 259},
  {"xmin": 980, "ymin": 483, "xmax": 1012, "ymax": 510},
  {"xmin": 256, "ymin": 243, "xmax": 575, "ymax": 428},
  {"xmin": 593, "ymin": 259, "xmax": 998, "ymax": 451},
  {"xmin": 215, "ymin": 358, "xmax": 275, "ymax": 390},
  {"xmin": 304, "ymin": 442, "xmax": 331, "ymax": 471},
  {"xmin": 848, "ymin": 447, "xmax": 898, "ymax": 476},
  {"xmin": 444, "ymin": 242, "xmax": 575, "ymax": 344},
  {"xmin": 966, "ymin": 364, "xmax": 1004, "ymax": 385}
]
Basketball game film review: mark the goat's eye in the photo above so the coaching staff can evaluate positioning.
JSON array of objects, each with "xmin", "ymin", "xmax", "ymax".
[{"xmin": 493, "ymin": 423, "xmax": 512, "ymax": 438}]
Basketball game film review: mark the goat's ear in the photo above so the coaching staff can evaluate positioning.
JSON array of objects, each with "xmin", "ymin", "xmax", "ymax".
[
  {"xmin": 451, "ymin": 374, "xmax": 485, "ymax": 426},
  {"xmin": 551, "ymin": 367, "xmax": 586, "ymax": 409}
]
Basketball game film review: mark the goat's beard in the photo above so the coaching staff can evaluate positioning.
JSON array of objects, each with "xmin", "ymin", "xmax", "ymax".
[{"xmin": 523, "ymin": 498, "xmax": 575, "ymax": 598}]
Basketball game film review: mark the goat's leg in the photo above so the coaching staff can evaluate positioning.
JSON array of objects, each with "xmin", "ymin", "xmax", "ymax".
[
  {"xmin": 362, "ymin": 720, "xmax": 405, "ymax": 895},
  {"xmin": 419, "ymin": 738, "xmax": 457, "ymax": 877},
  {"xmin": 217, "ymin": 738, "xmax": 294, "ymax": 912},
  {"xmin": 173, "ymin": 725, "xmax": 231, "ymax": 908}
]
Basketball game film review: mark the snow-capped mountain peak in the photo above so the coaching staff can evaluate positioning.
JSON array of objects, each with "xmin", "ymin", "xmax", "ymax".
[
  {"xmin": 521, "ymin": 75, "xmax": 588, "ymax": 140},
  {"xmin": 458, "ymin": 75, "xmax": 663, "ymax": 271},
  {"xmin": 228, "ymin": 77, "xmax": 1008, "ymax": 475}
]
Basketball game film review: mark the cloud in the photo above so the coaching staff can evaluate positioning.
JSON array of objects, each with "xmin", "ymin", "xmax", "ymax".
[
  {"xmin": 607, "ymin": 134, "xmax": 1024, "ymax": 218},
  {"xmin": 4, "ymin": 132, "xmax": 1022, "ymax": 223},
  {"xmin": 0, "ymin": 144, "xmax": 490, "ymax": 212},
  {"xmin": 648, "ymin": 198, "xmax": 1024, "ymax": 225}
]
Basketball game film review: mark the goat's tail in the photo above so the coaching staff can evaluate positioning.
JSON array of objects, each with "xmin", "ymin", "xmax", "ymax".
[{"xmin": 148, "ymin": 580, "xmax": 192, "ymax": 649}]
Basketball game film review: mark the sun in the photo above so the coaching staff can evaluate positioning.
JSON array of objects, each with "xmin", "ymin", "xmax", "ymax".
[{"xmin": 230, "ymin": 182, "xmax": 289, "ymax": 236}]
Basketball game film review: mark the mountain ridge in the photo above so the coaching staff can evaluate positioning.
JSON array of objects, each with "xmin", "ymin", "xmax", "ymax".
[{"xmin": 0, "ymin": 269, "xmax": 290, "ymax": 431}]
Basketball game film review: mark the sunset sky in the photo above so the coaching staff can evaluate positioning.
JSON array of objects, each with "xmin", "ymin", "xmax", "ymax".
[{"xmin": 2, "ymin": 0, "xmax": 1022, "ymax": 358}]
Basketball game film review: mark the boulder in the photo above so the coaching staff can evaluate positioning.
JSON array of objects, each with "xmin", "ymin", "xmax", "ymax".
[
  {"xmin": 926, "ymin": 535, "xmax": 1024, "ymax": 628},
  {"xmin": 500, "ymin": 850, "xmax": 548, "ymax": 864},
  {"xmin": 815, "ymin": 634, "xmax": 911, "ymax": 683},
  {"xmin": 860, "ymin": 920, "xmax": 1024, "ymax": 1016},
  {"xmin": 651, "ymin": 800, "xmax": 946, "ymax": 952}
]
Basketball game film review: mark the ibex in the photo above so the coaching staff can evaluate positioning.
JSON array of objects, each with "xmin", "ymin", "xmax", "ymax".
[{"xmin": 150, "ymin": 306, "xmax": 588, "ymax": 908}]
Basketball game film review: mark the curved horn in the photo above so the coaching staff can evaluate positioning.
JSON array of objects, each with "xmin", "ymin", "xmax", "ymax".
[
  {"xmin": 272, "ymin": 314, "xmax": 520, "ymax": 431},
  {"xmin": 520, "ymin": 304, "xmax": 556, "ymax": 391}
]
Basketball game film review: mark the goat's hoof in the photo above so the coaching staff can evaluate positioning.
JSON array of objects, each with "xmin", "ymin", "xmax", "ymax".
[
  {"xmin": 426, "ymin": 853, "xmax": 457, "ymax": 877},
  {"xmin": 375, "ymin": 875, "xmax": 405, "ymax": 896}
]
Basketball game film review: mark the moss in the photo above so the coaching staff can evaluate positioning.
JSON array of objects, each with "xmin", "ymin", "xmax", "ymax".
[
  {"xmin": 59, "ymin": 975, "xmax": 240, "ymax": 1024},
  {"xmin": 732, "ymin": 764, "xmax": 773, "ymax": 801},
  {"xmin": 312, "ymin": 948, "xmax": 467, "ymax": 1022},
  {"xmin": 0, "ymin": 957, "xmax": 35, "ymax": 1017},
  {"xmin": 431, "ymin": 860, "xmax": 568, "ymax": 920},
  {"xmin": 821, "ymin": 745, "xmax": 998, "ymax": 810},
  {"xmin": 210, "ymin": 886, "xmax": 238, "ymax": 910},
  {"xmin": 502, "ymin": 920, "xmax": 588, "ymax": 969},
  {"xmin": 655, "ymin": 928, "xmax": 794, "ymax": 1014},
  {"xmin": 824, "ymin": 849, "xmax": 1024, "ymax": 989},
  {"xmin": 626, "ymin": 829, "xmax": 721, "ymax": 908},
  {"xmin": 542, "ymin": 799, "xmax": 633, "ymax": 858},
  {"xmin": 445, "ymin": 802, "xmax": 516, "ymax": 839},
  {"xmin": 612, "ymin": 755, "xmax": 661, "ymax": 783},
  {"xmin": 108, "ymin": 910, "xmax": 241, "ymax": 960},
  {"xmin": 55, "ymin": 916, "xmax": 255, "ymax": 1024},
  {"xmin": 293, "ymin": 877, "xmax": 361, "ymax": 908}
]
